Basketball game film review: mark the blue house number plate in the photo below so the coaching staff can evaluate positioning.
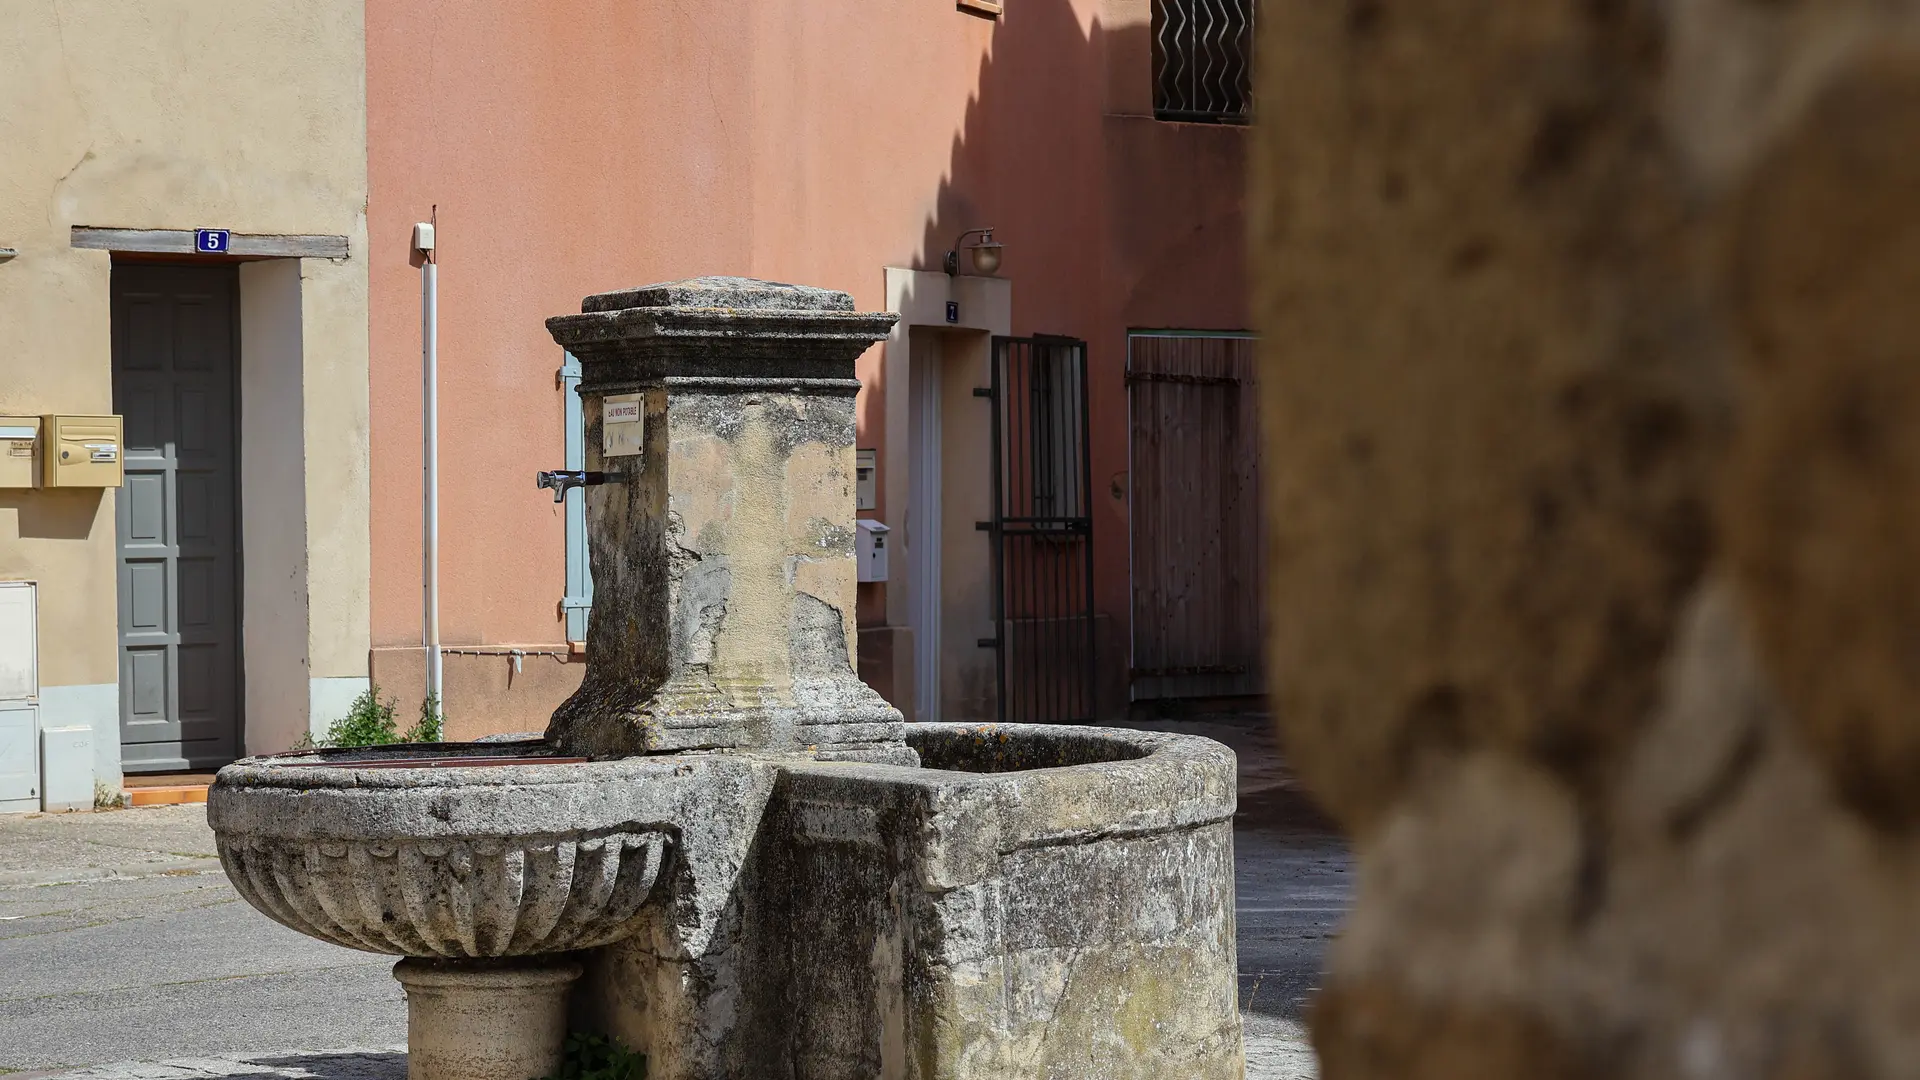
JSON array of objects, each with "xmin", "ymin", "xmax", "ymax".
[
  {"xmin": 195, "ymin": 229, "xmax": 231, "ymax": 254},
  {"xmin": 945, "ymin": 301, "xmax": 959, "ymax": 323}
]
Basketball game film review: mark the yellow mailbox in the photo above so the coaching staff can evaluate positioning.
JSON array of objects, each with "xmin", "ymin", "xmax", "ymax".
[
  {"xmin": 41, "ymin": 415, "xmax": 123, "ymax": 488},
  {"xmin": 0, "ymin": 417, "xmax": 40, "ymax": 488}
]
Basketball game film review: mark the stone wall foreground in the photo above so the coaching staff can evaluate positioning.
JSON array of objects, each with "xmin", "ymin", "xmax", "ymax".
[{"xmin": 1252, "ymin": 2, "xmax": 1920, "ymax": 1077}]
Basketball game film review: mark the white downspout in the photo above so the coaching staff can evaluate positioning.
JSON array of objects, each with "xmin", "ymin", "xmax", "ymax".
[{"xmin": 414, "ymin": 218, "xmax": 442, "ymax": 714}]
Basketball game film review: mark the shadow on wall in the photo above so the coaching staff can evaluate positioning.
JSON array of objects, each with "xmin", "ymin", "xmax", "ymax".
[
  {"xmin": 908, "ymin": 6, "xmax": 1247, "ymax": 330},
  {"xmin": 0, "ymin": 488, "xmax": 104, "ymax": 542},
  {"xmin": 886, "ymin": 3, "xmax": 1250, "ymax": 722}
]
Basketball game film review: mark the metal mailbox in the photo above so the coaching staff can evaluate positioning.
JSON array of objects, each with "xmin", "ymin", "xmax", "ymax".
[{"xmin": 41, "ymin": 415, "xmax": 123, "ymax": 488}]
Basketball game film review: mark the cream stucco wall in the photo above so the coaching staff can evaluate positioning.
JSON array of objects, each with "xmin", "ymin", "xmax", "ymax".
[{"xmin": 0, "ymin": 0, "xmax": 370, "ymax": 776}]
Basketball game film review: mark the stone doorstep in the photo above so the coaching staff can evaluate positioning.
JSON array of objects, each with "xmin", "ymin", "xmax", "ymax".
[
  {"xmin": 123, "ymin": 773, "xmax": 216, "ymax": 806},
  {"xmin": 124, "ymin": 785, "xmax": 209, "ymax": 807}
]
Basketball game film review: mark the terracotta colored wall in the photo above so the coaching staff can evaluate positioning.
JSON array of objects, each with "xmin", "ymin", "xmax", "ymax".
[{"xmin": 365, "ymin": 0, "xmax": 1246, "ymax": 727}]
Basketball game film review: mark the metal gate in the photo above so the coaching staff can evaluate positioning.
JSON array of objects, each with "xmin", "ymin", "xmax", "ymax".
[
  {"xmin": 980, "ymin": 336, "xmax": 1096, "ymax": 723},
  {"xmin": 1127, "ymin": 333, "xmax": 1264, "ymax": 700}
]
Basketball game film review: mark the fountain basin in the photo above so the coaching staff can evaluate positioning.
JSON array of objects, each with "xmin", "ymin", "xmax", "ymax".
[
  {"xmin": 211, "ymin": 723, "xmax": 1242, "ymax": 1080},
  {"xmin": 209, "ymin": 742, "xmax": 712, "ymax": 958},
  {"xmin": 577, "ymin": 722, "xmax": 1244, "ymax": 1080}
]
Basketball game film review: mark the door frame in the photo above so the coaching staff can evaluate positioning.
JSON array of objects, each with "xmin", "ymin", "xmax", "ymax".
[
  {"xmin": 110, "ymin": 258, "xmax": 248, "ymax": 772},
  {"xmin": 881, "ymin": 268, "xmax": 1012, "ymax": 724},
  {"xmin": 907, "ymin": 331, "xmax": 943, "ymax": 724}
]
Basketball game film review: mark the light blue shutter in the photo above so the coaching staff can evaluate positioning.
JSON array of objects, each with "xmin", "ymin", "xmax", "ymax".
[{"xmin": 561, "ymin": 352, "xmax": 592, "ymax": 640}]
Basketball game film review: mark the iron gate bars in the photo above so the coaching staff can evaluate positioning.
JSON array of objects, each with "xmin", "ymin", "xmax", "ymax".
[
  {"xmin": 980, "ymin": 336, "xmax": 1097, "ymax": 724},
  {"xmin": 1151, "ymin": 0, "xmax": 1257, "ymax": 124}
]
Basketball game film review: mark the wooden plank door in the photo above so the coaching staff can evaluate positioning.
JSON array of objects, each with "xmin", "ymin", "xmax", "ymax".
[
  {"xmin": 112, "ymin": 264, "xmax": 243, "ymax": 772},
  {"xmin": 1127, "ymin": 334, "xmax": 1263, "ymax": 700}
]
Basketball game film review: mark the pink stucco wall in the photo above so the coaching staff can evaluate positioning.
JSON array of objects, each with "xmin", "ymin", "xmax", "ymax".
[{"xmin": 365, "ymin": 0, "xmax": 1246, "ymax": 725}]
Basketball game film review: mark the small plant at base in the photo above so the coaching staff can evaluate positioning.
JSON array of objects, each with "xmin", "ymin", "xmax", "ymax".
[
  {"xmin": 543, "ymin": 1033, "xmax": 646, "ymax": 1080},
  {"xmin": 404, "ymin": 691, "xmax": 444, "ymax": 743},
  {"xmin": 312, "ymin": 684, "xmax": 445, "ymax": 748},
  {"xmin": 319, "ymin": 686, "xmax": 401, "ymax": 747},
  {"xmin": 92, "ymin": 780, "xmax": 126, "ymax": 811}
]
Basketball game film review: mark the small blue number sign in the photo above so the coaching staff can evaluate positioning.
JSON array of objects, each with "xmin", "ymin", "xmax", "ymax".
[
  {"xmin": 945, "ymin": 301, "xmax": 959, "ymax": 324},
  {"xmin": 195, "ymin": 229, "xmax": 231, "ymax": 254}
]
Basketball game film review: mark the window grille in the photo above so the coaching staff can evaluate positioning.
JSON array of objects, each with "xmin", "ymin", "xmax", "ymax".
[
  {"xmin": 1152, "ymin": 0, "xmax": 1256, "ymax": 124},
  {"xmin": 1024, "ymin": 346, "xmax": 1086, "ymax": 529}
]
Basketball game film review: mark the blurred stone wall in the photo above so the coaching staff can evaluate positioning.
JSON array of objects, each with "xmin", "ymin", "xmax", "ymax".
[{"xmin": 1252, "ymin": 2, "xmax": 1920, "ymax": 1076}]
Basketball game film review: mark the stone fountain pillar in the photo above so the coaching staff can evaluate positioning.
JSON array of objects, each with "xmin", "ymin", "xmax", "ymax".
[{"xmin": 544, "ymin": 277, "xmax": 909, "ymax": 762}]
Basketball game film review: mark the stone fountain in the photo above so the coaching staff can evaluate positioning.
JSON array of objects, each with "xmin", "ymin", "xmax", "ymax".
[{"xmin": 209, "ymin": 278, "xmax": 1242, "ymax": 1080}]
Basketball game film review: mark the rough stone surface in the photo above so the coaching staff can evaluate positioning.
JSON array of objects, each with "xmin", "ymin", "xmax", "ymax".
[
  {"xmin": 545, "ymin": 278, "xmax": 907, "ymax": 758},
  {"xmin": 578, "ymin": 723, "xmax": 1243, "ymax": 1080},
  {"xmin": 1253, "ymin": 2, "xmax": 1920, "ymax": 1077}
]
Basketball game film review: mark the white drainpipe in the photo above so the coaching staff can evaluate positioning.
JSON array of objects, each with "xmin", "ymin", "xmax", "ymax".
[{"xmin": 414, "ymin": 219, "xmax": 442, "ymax": 714}]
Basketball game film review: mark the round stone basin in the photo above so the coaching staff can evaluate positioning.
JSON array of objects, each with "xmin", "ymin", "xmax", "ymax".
[{"xmin": 208, "ymin": 742, "xmax": 686, "ymax": 959}]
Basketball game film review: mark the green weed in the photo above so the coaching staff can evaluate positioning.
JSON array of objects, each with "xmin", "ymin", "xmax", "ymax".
[
  {"xmin": 311, "ymin": 684, "xmax": 446, "ymax": 748},
  {"xmin": 543, "ymin": 1033, "xmax": 646, "ymax": 1080}
]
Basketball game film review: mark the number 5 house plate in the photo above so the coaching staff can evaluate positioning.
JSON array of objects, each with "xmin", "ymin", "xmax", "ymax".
[{"xmin": 603, "ymin": 393, "xmax": 645, "ymax": 457}]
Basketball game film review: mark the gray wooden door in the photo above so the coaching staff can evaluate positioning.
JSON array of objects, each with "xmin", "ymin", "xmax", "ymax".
[
  {"xmin": 112, "ymin": 264, "xmax": 243, "ymax": 772},
  {"xmin": 1126, "ymin": 334, "xmax": 1264, "ymax": 701}
]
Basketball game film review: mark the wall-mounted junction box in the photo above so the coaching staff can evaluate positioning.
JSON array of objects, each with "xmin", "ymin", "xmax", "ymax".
[
  {"xmin": 41, "ymin": 415, "xmax": 123, "ymax": 488},
  {"xmin": 855, "ymin": 449, "xmax": 877, "ymax": 511}
]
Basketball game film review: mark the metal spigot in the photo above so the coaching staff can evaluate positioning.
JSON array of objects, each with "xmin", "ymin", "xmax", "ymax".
[{"xmin": 536, "ymin": 470, "xmax": 621, "ymax": 503}]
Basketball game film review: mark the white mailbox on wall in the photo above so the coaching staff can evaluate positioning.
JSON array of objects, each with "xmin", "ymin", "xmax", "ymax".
[{"xmin": 856, "ymin": 519, "xmax": 889, "ymax": 583}]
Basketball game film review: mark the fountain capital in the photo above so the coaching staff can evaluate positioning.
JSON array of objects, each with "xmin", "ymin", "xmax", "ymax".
[{"xmin": 547, "ymin": 276, "xmax": 898, "ymax": 391}]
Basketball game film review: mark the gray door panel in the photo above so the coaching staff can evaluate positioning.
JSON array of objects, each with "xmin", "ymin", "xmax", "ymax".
[{"xmin": 112, "ymin": 264, "xmax": 242, "ymax": 772}]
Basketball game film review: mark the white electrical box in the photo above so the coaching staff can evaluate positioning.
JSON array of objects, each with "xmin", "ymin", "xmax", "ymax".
[
  {"xmin": 0, "ymin": 705, "xmax": 36, "ymax": 813},
  {"xmin": 0, "ymin": 582, "xmax": 35, "ymax": 703},
  {"xmin": 40, "ymin": 724, "xmax": 92, "ymax": 812},
  {"xmin": 856, "ymin": 519, "xmax": 890, "ymax": 583},
  {"xmin": 855, "ymin": 449, "xmax": 877, "ymax": 511}
]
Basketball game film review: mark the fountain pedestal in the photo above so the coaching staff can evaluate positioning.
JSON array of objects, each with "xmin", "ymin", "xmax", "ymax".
[{"xmin": 393, "ymin": 959, "xmax": 581, "ymax": 1080}]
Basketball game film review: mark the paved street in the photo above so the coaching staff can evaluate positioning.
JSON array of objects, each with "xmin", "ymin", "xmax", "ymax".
[
  {"xmin": 0, "ymin": 720, "xmax": 1346, "ymax": 1079},
  {"xmin": 0, "ymin": 807, "xmax": 404, "ymax": 1075},
  {"xmin": 1144, "ymin": 716, "xmax": 1348, "ymax": 1080}
]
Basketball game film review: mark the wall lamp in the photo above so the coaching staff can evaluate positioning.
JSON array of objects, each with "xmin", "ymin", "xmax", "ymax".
[{"xmin": 944, "ymin": 228, "xmax": 1002, "ymax": 276}]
